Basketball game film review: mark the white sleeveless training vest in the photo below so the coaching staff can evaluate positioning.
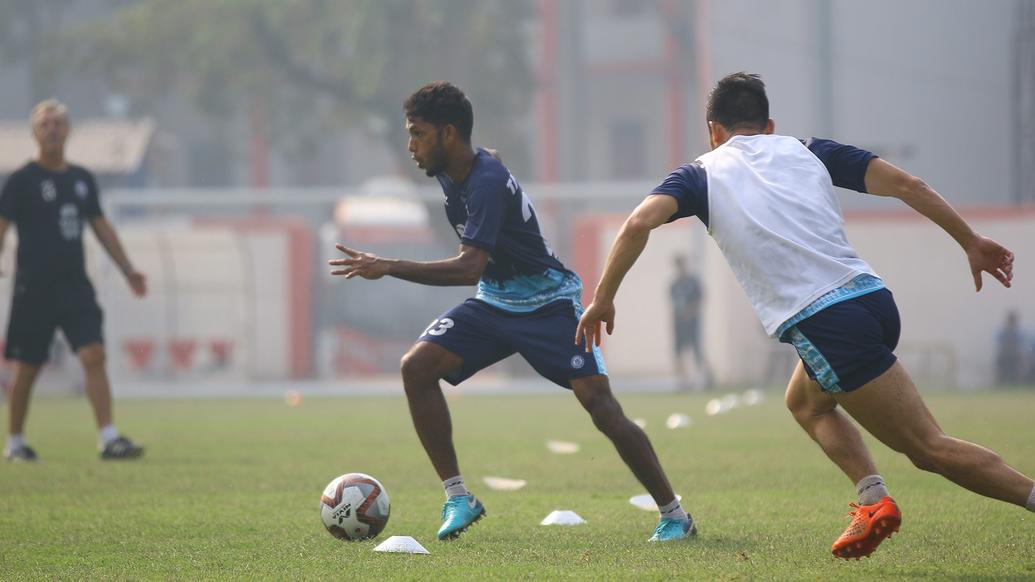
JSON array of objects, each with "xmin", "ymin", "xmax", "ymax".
[{"xmin": 697, "ymin": 134, "xmax": 877, "ymax": 336}]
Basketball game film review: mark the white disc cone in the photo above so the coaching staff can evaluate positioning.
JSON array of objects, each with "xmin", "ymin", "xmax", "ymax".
[
  {"xmin": 721, "ymin": 394, "xmax": 740, "ymax": 410},
  {"xmin": 628, "ymin": 493, "xmax": 682, "ymax": 512},
  {"xmin": 742, "ymin": 388, "xmax": 764, "ymax": 406},
  {"xmin": 546, "ymin": 440, "xmax": 579, "ymax": 454},
  {"xmin": 665, "ymin": 413, "xmax": 691, "ymax": 429},
  {"xmin": 540, "ymin": 510, "xmax": 586, "ymax": 525},
  {"xmin": 373, "ymin": 535, "xmax": 430, "ymax": 554},
  {"xmin": 483, "ymin": 476, "xmax": 527, "ymax": 491},
  {"xmin": 705, "ymin": 399, "xmax": 723, "ymax": 416}
]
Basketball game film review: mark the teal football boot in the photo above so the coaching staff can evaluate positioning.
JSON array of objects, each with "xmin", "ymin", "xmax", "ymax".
[
  {"xmin": 437, "ymin": 494, "xmax": 485, "ymax": 540},
  {"xmin": 648, "ymin": 517, "xmax": 697, "ymax": 542}
]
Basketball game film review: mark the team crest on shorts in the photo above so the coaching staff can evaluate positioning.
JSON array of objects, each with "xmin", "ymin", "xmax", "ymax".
[{"xmin": 570, "ymin": 354, "xmax": 585, "ymax": 369}]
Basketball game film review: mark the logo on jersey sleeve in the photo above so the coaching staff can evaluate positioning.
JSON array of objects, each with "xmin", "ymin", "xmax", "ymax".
[
  {"xmin": 41, "ymin": 179, "xmax": 57, "ymax": 202},
  {"xmin": 75, "ymin": 180, "xmax": 89, "ymax": 199},
  {"xmin": 454, "ymin": 223, "xmax": 466, "ymax": 237}
]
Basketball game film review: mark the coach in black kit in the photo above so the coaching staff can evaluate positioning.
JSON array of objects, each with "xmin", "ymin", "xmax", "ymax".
[{"xmin": 0, "ymin": 99, "xmax": 145, "ymax": 461}]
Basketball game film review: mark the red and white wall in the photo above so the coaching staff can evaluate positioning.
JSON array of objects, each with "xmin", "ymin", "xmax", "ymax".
[
  {"xmin": 572, "ymin": 207, "xmax": 1035, "ymax": 389},
  {"xmin": 0, "ymin": 218, "xmax": 313, "ymax": 383}
]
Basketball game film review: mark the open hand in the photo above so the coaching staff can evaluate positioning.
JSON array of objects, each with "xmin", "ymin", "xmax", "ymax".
[
  {"xmin": 966, "ymin": 235, "xmax": 1013, "ymax": 291},
  {"xmin": 574, "ymin": 299, "xmax": 616, "ymax": 352},
  {"xmin": 328, "ymin": 244, "xmax": 389, "ymax": 280}
]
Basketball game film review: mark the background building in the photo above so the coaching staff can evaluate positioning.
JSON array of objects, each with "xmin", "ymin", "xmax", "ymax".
[{"xmin": 0, "ymin": 0, "xmax": 1032, "ymax": 391}]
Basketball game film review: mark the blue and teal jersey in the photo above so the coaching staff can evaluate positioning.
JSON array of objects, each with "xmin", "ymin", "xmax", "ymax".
[{"xmin": 435, "ymin": 149, "xmax": 581, "ymax": 312}]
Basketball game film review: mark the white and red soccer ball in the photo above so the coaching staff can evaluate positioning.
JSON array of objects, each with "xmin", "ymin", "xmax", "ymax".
[{"xmin": 320, "ymin": 473, "xmax": 391, "ymax": 540}]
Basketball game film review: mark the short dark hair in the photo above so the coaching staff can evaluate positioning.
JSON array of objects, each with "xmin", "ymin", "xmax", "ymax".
[
  {"xmin": 404, "ymin": 81, "xmax": 474, "ymax": 143},
  {"xmin": 706, "ymin": 72, "xmax": 769, "ymax": 131}
]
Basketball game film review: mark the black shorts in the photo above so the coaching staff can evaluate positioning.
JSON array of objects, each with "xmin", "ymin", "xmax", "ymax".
[
  {"xmin": 673, "ymin": 317, "xmax": 700, "ymax": 353},
  {"xmin": 5, "ymin": 277, "xmax": 104, "ymax": 364},
  {"xmin": 778, "ymin": 288, "xmax": 900, "ymax": 393},
  {"xmin": 418, "ymin": 298, "xmax": 607, "ymax": 389}
]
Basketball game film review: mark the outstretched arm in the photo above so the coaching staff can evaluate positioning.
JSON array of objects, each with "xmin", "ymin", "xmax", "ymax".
[
  {"xmin": 329, "ymin": 243, "xmax": 489, "ymax": 286},
  {"xmin": 575, "ymin": 194, "xmax": 679, "ymax": 350},
  {"xmin": 89, "ymin": 217, "xmax": 147, "ymax": 297},
  {"xmin": 863, "ymin": 158, "xmax": 1013, "ymax": 291}
]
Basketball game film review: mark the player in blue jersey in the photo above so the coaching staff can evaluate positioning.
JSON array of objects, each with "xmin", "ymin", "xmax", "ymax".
[
  {"xmin": 329, "ymin": 81, "xmax": 694, "ymax": 542},
  {"xmin": 577, "ymin": 72, "xmax": 1035, "ymax": 559}
]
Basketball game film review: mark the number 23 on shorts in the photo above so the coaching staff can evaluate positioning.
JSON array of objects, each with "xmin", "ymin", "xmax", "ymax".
[{"xmin": 422, "ymin": 318, "xmax": 454, "ymax": 337}]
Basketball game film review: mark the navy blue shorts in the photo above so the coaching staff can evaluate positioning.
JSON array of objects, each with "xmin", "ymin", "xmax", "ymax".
[
  {"xmin": 418, "ymin": 298, "xmax": 607, "ymax": 389},
  {"xmin": 5, "ymin": 277, "xmax": 104, "ymax": 364},
  {"xmin": 778, "ymin": 288, "xmax": 900, "ymax": 393}
]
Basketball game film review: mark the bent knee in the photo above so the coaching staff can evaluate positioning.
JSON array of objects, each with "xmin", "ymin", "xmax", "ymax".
[
  {"xmin": 905, "ymin": 435, "xmax": 985, "ymax": 473},
  {"xmin": 400, "ymin": 343, "xmax": 456, "ymax": 383},
  {"xmin": 907, "ymin": 453, "xmax": 937, "ymax": 473},
  {"xmin": 399, "ymin": 348, "xmax": 430, "ymax": 380},
  {"xmin": 907, "ymin": 443, "xmax": 947, "ymax": 472},
  {"xmin": 785, "ymin": 390, "xmax": 836, "ymax": 423}
]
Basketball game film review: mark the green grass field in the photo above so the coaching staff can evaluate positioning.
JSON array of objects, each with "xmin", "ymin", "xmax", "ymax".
[{"xmin": 1, "ymin": 390, "xmax": 1033, "ymax": 580}]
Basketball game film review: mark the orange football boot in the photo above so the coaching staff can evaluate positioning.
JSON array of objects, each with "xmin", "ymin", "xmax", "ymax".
[{"xmin": 831, "ymin": 496, "xmax": 901, "ymax": 560}]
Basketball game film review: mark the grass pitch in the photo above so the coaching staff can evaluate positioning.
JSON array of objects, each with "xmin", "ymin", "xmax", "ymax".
[{"xmin": 1, "ymin": 389, "xmax": 1034, "ymax": 580}]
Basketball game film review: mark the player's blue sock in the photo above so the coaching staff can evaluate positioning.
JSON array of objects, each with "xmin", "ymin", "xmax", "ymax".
[
  {"xmin": 443, "ymin": 475, "xmax": 470, "ymax": 499},
  {"xmin": 1026, "ymin": 484, "xmax": 1035, "ymax": 513},
  {"xmin": 658, "ymin": 498, "xmax": 688, "ymax": 521},
  {"xmin": 856, "ymin": 474, "xmax": 889, "ymax": 506}
]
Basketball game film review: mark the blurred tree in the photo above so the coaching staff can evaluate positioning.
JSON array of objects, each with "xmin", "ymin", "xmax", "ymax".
[
  {"xmin": 69, "ymin": 0, "xmax": 536, "ymax": 178},
  {"xmin": 0, "ymin": 0, "xmax": 97, "ymax": 102}
]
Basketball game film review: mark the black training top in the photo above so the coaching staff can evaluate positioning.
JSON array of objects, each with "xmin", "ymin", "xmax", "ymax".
[{"xmin": 0, "ymin": 161, "xmax": 103, "ymax": 284}]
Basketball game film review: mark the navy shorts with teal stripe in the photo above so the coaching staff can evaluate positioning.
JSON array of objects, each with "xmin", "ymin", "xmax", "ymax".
[
  {"xmin": 779, "ymin": 288, "xmax": 900, "ymax": 393},
  {"xmin": 418, "ymin": 298, "xmax": 607, "ymax": 389}
]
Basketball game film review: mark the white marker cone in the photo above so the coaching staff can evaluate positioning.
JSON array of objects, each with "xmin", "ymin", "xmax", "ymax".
[
  {"xmin": 482, "ymin": 476, "xmax": 527, "ymax": 491},
  {"xmin": 665, "ymin": 413, "xmax": 691, "ymax": 429},
  {"xmin": 372, "ymin": 535, "xmax": 430, "ymax": 554},
  {"xmin": 705, "ymin": 399, "xmax": 723, "ymax": 416},
  {"xmin": 721, "ymin": 394, "xmax": 740, "ymax": 410},
  {"xmin": 742, "ymin": 388, "xmax": 764, "ymax": 406},
  {"xmin": 546, "ymin": 440, "xmax": 579, "ymax": 454},
  {"xmin": 628, "ymin": 493, "xmax": 683, "ymax": 512},
  {"xmin": 540, "ymin": 510, "xmax": 586, "ymax": 526}
]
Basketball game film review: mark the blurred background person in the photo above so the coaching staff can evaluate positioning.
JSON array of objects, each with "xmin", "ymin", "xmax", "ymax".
[
  {"xmin": 995, "ymin": 310, "xmax": 1025, "ymax": 386},
  {"xmin": 670, "ymin": 254, "xmax": 711, "ymax": 390},
  {"xmin": 0, "ymin": 100, "xmax": 146, "ymax": 462}
]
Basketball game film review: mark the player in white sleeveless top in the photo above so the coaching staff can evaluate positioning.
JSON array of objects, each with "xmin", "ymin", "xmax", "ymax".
[{"xmin": 577, "ymin": 72, "xmax": 1035, "ymax": 559}]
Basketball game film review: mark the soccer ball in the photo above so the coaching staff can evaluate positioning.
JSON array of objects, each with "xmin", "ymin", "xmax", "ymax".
[{"xmin": 320, "ymin": 473, "xmax": 391, "ymax": 540}]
